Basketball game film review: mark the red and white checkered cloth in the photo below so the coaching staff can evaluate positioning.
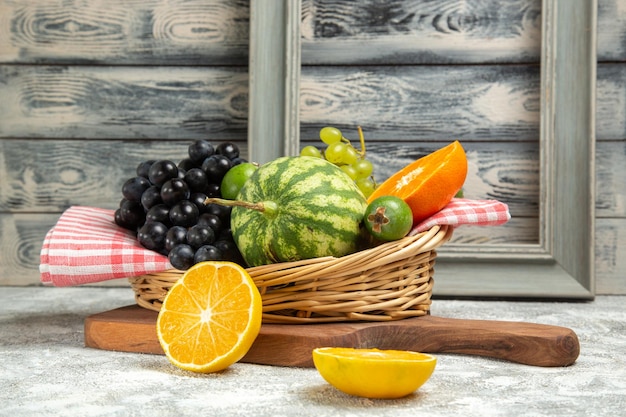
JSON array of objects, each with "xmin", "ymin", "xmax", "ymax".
[
  {"xmin": 410, "ymin": 198, "xmax": 511, "ymax": 235},
  {"xmin": 40, "ymin": 199, "xmax": 509, "ymax": 287},
  {"xmin": 40, "ymin": 207, "xmax": 171, "ymax": 287}
]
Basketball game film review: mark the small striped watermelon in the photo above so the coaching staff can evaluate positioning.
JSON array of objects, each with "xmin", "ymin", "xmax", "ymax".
[{"xmin": 229, "ymin": 156, "xmax": 368, "ymax": 267}]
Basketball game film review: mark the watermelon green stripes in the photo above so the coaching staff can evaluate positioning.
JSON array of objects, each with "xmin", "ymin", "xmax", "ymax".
[{"xmin": 231, "ymin": 156, "xmax": 368, "ymax": 267}]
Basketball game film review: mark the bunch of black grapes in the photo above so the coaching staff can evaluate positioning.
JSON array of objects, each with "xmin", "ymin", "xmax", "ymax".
[{"xmin": 115, "ymin": 140, "xmax": 246, "ymax": 270}]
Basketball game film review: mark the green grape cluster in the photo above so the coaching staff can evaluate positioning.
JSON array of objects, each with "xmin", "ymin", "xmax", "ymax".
[{"xmin": 300, "ymin": 126, "xmax": 377, "ymax": 198}]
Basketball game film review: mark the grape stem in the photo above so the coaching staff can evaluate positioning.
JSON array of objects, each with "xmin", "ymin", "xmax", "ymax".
[
  {"xmin": 343, "ymin": 126, "xmax": 367, "ymax": 158},
  {"xmin": 204, "ymin": 197, "xmax": 278, "ymax": 217},
  {"xmin": 357, "ymin": 126, "xmax": 366, "ymax": 157}
]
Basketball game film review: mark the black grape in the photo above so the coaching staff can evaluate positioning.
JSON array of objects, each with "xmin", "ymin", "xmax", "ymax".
[
  {"xmin": 146, "ymin": 204, "xmax": 171, "ymax": 225},
  {"xmin": 161, "ymin": 178, "xmax": 190, "ymax": 206},
  {"xmin": 169, "ymin": 201, "xmax": 199, "ymax": 227},
  {"xmin": 206, "ymin": 203, "xmax": 232, "ymax": 225},
  {"xmin": 205, "ymin": 183, "xmax": 220, "ymax": 198},
  {"xmin": 168, "ymin": 244, "xmax": 195, "ymax": 270},
  {"xmin": 194, "ymin": 245, "xmax": 223, "ymax": 263},
  {"xmin": 216, "ymin": 142, "xmax": 240, "ymax": 160},
  {"xmin": 184, "ymin": 168, "xmax": 209, "ymax": 193},
  {"xmin": 201, "ymin": 154, "xmax": 231, "ymax": 182},
  {"xmin": 165, "ymin": 226, "xmax": 188, "ymax": 252},
  {"xmin": 136, "ymin": 160, "xmax": 156, "ymax": 178},
  {"xmin": 197, "ymin": 213, "xmax": 222, "ymax": 233},
  {"xmin": 188, "ymin": 140, "xmax": 215, "ymax": 164},
  {"xmin": 116, "ymin": 199, "xmax": 145, "ymax": 231},
  {"xmin": 137, "ymin": 222, "xmax": 168, "ymax": 252},
  {"xmin": 187, "ymin": 225, "xmax": 215, "ymax": 249},
  {"xmin": 141, "ymin": 185, "xmax": 162, "ymax": 211},
  {"xmin": 122, "ymin": 176, "xmax": 151, "ymax": 202},
  {"xmin": 148, "ymin": 160, "xmax": 178, "ymax": 186},
  {"xmin": 214, "ymin": 239, "xmax": 244, "ymax": 264},
  {"xmin": 178, "ymin": 158, "xmax": 196, "ymax": 172},
  {"xmin": 189, "ymin": 192, "xmax": 209, "ymax": 213}
]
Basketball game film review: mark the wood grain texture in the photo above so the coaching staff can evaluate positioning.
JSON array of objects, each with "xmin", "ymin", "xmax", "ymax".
[
  {"xmin": 248, "ymin": 0, "xmax": 301, "ymax": 163},
  {"xmin": 597, "ymin": 0, "xmax": 626, "ymax": 61},
  {"xmin": 1, "ymin": 0, "xmax": 622, "ymax": 65},
  {"xmin": 84, "ymin": 305, "xmax": 580, "ymax": 367},
  {"xmin": 300, "ymin": 64, "xmax": 541, "ymax": 141},
  {"xmin": 0, "ymin": 0, "xmax": 249, "ymax": 65},
  {"xmin": 541, "ymin": 0, "xmax": 595, "ymax": 299},
  {"xmin": 0, "ymin": 65, "xmax": 248, "ymax": 139},
  {"xmin": 0, "ymin": 139, "xmax": 247, "ymax": 212},
  {"xmin": 302, "ymin": 0, "xmax": 626, "ymax": 64},
  {"xmin": 300, "ymin": 63, "xmax": 623, "ymax": 141},
  {"xmin": 1, "ymin": 63, "xmax": 621, "ymax": 141},
  {"xmin": 596, "ymin": 64, "xmax": 626, "ymax": 140},
  {"xmin": 301, "ymin": 0, "xmax": 542, "ymax": 64},
  {"xmin": 596, "ymin": 218, "xmax": 626, "ymax": 294},
  {"xmin": 595, "ymin": 141, "xmax": 626, "ymax": 217},
  {"xmin": 0, "ymin": 213, "xmax": 54, "ymax": 284}
]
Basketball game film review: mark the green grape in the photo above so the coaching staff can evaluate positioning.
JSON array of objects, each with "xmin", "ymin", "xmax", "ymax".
[
  {"xmin": 356, "ymin": 177, "xmax": 376, "ymax": 198},
  {"xmin": 353, "ymin": 159, "xmax": 374, "ymax": 179},
  {"xmin": 325, "ymin": 142, "xmax": 349, "ymax": 165},
  {"xmin": 320, "ymin": 127, "xmax": 343, "ymax": 145},
  {"xmin": 300, "ymin": 145, "xmax": 322, "ymax": 158},
  {"xmin": 340, "ymin": 164, "xmax": 358, "ymax": 180},
  {"xmin": 343, "ymin": 146, "xmax": 359, "ymax": 165}
]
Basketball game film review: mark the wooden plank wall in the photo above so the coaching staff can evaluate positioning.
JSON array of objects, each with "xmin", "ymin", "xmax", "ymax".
[
  {"xmin": 297, "ymin": 0, "xmax": 626, "ymax": 295},
  {"xmin": 0, "ymin": 0, "xmax": 624, "ymax": 295},
  {"xmin": 0, "ymin": 0, "xmax": 250, "ymax": 286}
]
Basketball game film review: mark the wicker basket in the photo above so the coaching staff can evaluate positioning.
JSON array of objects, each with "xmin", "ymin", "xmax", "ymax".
[{"xmin": 128, "ymin": 224, "xmax": 453, "ymax": 323}]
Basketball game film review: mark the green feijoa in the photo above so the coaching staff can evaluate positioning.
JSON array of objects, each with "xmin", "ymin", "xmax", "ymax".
[
  {"xmin": 221, "ymin": 162, "xmax": 258, "ymax": 200},
  {"xmin": 364, "ymin": 196, "xmax": 413, "ymax": 241}
]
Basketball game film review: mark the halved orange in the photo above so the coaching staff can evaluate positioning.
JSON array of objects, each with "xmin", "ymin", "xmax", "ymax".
[
  {"xmin": 156, "ymin": 261, "xmax": 262, "ymax": 373},
  {"xmin": 313, "ymin": 347, "xmax": 437, "ymax": 399},
  {"xmin": 368, "ymin": 141, "xmax": 467, "ymax": 224}
]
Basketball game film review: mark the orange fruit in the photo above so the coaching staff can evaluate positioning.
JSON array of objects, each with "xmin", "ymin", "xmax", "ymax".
[
  {"xmin": 156, "ymin": 261, "xmax": 262, "ymax": 373},
  {"xmin": 312, "ymin": 347, "xmax": 437, "ymax": 399},
  {"xmin": 367, "ymin": 140, "xmax": 467, "ymax": 224}
]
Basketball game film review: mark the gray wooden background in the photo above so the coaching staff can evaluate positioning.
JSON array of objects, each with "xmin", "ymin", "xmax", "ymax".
[{"xmin": 0, "ymin": 0, "xmax": 623, "ymax": 295}]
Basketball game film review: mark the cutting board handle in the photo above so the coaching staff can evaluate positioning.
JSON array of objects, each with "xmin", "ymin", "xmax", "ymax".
[{"xmin": 402, "ymin": 315, "xmax": 580, "ymax": 367}]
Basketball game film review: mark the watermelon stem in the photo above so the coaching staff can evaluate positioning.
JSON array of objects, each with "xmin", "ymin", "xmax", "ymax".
[{"xmin": 204, "ymin": 197, "xmax": 278, "ymax": 216}]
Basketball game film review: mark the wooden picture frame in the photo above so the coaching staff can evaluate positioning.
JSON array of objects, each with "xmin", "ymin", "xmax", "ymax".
[{"xmin": 248, "ymin": 0, "xmax": 596, "ymax": 299}]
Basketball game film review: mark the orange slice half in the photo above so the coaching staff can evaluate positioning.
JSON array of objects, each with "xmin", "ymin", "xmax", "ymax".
[{"xmin": 156, "ymin": 261, "xmax": 262, "ymax": 373}]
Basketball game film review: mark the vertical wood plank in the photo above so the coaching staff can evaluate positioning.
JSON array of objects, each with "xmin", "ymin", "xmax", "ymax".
[
  {"xmin": 539, "ymin": 0, "xmax": 596, "ymax": 292},
  {"xmin": 248, "ymin": 0, "xmax": 301, "ymax": 163}
]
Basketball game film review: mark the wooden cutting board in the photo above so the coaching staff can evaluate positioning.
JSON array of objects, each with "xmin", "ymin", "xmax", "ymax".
[{"xmin": 84, "ymin": 305, "xmax": 580, "ymax": 367}]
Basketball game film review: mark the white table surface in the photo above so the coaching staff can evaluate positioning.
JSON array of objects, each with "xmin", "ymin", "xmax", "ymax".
[{"xmin": 1, "ymin": 287, "xmax": 624, "ymax": 417}]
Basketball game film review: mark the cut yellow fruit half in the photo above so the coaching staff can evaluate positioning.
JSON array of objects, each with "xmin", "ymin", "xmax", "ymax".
[
  {"xmin": 156, "ymin": 261, "xmax": 262, "ymax": 373},
  {"xmin": 313, "ymin": 347, "xmax": 437, "ymax": 399}
]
